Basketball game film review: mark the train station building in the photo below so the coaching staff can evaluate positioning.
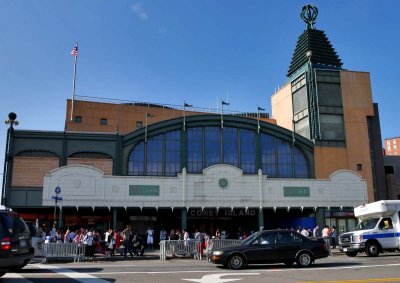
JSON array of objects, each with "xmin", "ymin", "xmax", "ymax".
[{"xmin": 2, "ymin": 5, "xmax": 386, "ymax": 237}]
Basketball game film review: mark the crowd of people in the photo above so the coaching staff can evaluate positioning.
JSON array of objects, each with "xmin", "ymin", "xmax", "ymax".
[
  {"xmin": 39, "ymin": 223, "xmax": 339, "ymax": 259},
  {"xmin": 41, "ymin": 226, "xmax": 152, "ymax": 259}
]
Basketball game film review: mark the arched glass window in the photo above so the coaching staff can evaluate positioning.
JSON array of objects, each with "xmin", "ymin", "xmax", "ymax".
[
  {"xmin": 261, "ymin": 134, "xmax": 277, "ymax": 177},
  {"xmin": 240, "ymin": 129, "xmax": 256, "ymax": 173},
  {"xmin": 188, "ymin": 128, "xmax": 203, "ymax": 173},
  {"xmin": 128, "ymin": 141, "xmax": 144, "ymax": 175},
  {"xmin": 277, "ymin": 139, "xmax": 292, "ymax": 177},
  {"xmin": 223, "ymin": 127, "xmax": 238, "ymax": 167},
  {"xmin": 147, "ymin": 135, "xmax": 163, "ymax": 176},
  {"xmin": 294, "ymin": 147, "xmax": 308, "ymax": 178},
  {"xmin": 165, "ymin": 131, "xmax": 181, "ymax": 176},
  {"xmin": 205, "ymin": 127, "xmax": 221, "ymax": 168}
]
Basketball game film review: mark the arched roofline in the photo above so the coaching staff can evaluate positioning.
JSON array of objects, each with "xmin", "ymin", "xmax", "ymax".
[
  {"xmin": 68, "ymin": 151, "xmax": 113, "ymax": 159},
  {"xmin": 122, "ymin": 114, "xmax": 314, "ymax": 152},
  {"xmin": 15, "ymin": 149, "xmax": 60, "ymax": 158}
]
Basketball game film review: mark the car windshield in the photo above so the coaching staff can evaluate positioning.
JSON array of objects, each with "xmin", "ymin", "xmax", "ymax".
[
  {"xmin": 356, "ymin": 218, "xmax": 380, "ymax": 230},
  {"xmin": 241, "ymin": 231, "xmax": 262, "ymax": 245}
]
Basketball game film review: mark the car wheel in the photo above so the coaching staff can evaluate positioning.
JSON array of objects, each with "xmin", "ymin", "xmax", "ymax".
[
  {"xmin": 345, "ymin": 251, "xmax": 358, "ymax": 257},
  {"xmin": 284, "ymin": 260, "xmax": 295, "ymax": 266},
  {"xmin": 0, "ymin": 271, "xmax": 6, "ymax": 278},
  {"xmin": 228, "ymin": 254, "xmax": 245, "ymax": 270},
  {"xmin": 296, "ymin": 252, "xmax": 312, "ymax": 267},
  {"xmin": 365, "ymin": 242, "xmax": 380, "ymax": 257}
]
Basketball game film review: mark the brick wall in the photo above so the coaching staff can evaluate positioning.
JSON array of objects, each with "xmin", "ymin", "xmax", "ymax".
[
  {"xmin": 67, "ymin": 158, "xmax": 113, "ymax": 175},
  {"xmin": 12, "ymin": 156, "xmax": 59, "ymax": 187}
]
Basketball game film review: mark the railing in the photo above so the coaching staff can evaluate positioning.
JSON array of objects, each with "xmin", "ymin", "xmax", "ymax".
[
  {"xmin": 159, "ymin": 239, "xmax": 242, "ymax": 261},
  {"xmin": 159, "ymin": 240, "xmax": 202, "ymax": 261},
  {"xmin": 43, "ymin": 243, "xmax": 86, "ymax": 262}
]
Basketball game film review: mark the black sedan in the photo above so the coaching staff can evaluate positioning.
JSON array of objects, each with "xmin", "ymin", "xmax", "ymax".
[{"xmin": 209, "ymin": 230, "xmax": 329, "ymax": 269}]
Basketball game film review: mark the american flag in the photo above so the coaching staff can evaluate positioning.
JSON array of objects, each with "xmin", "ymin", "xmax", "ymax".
[{"xmin": 70, "ymin": 45, "xmax": 78, "ymax": 57}]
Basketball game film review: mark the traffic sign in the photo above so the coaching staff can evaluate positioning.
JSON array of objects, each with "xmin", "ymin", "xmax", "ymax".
[
  {"xmin": 51, "ymin": 196, "xmax": 63, "ymax": 201},
  {"xmin": 55, "ymin": 186, "xmax": 61, "ymax": 194}
]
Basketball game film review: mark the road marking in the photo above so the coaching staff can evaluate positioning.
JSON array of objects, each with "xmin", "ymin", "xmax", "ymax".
[
  {"xmin": 1, "ymin": 273, "xmax": 34, "ymax": 283},
  {"xmin": 300, "ymin": 278, "xmax": 400, "ymax": 283},
  {"xmin": 33, "ymin": 264, "xmax": 110, "ymax": 283},
  {"xmin": 182, "ymin": 273, "xmax": 259, "ymax": 283}
]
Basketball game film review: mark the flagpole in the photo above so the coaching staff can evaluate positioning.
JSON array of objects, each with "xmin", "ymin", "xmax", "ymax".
[
  {"xmin": 70, "ymin": 41, "xmax": 78, "ymax": 121},
  {"xmin": 257, "ymin": 105, "xmax": 260, "ymax": 133},
  {"xmin": 183, "ymin": 101, "xmax": 186, "ymax": 131},
  {"xmin": 145, "ymin": 112, "xmax": 148, "ymax": 143},
  {"xmin": 221, "ymin": 101, "xmax": 224, "ymax": 129}
]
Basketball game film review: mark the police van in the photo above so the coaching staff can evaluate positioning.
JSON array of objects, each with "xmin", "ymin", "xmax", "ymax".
[{"xmin": 339, "ymin": 200, "xmax": 400, "ymax": 257}]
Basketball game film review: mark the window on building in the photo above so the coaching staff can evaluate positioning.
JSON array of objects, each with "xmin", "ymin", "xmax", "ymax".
[
  {"xmin": 261, "ymin": 134, "xmax": 277, "ymax": 177},
  {"xmin": 223, "ymin": 127, "xmax": 239, "ymax": 167},
  {"xmin": 165, "ymin": 131, "xmax": 181, "ymax": 176},
  {"xmin": 277, "ymin": 140, "xmax": 292, "ymax": 177},
  {"xmin": 128, "ymin": 142, "xmax": 145, "ymax": 175},
  {"xmin": 240, "ymin": 129, "xmax": 256, "ymax": 173},
  {"xmin": 136, "ymin": 121, "xmax": 143, "ymax": 128},
  {"xmin": 74, "ymin": 116, "xmax": 82, "ymax": 123},
  {"xmin": 146, "ymin": 135, "xmax": 163, "ymax": 176},
  {"xmin": 356, "ymin": 163, "xmax": 362, "ymax": 171},
  {"xmin": 188, "ymin": 128, "xmax": 203, "ymax": 173},
  {"xmin": 294, "ymin": 147, "xmax": 308, "ymax": 178},
  {"xmin": 100, "ymin": 118, "xmax": 107, "ymax": 125},
  {"xmin": 205, "ymin": 127, "xmax": 221, "ymax": 168}
]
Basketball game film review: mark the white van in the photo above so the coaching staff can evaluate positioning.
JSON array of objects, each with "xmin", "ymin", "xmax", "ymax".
[{"xmin": 339, "ymin": 200, "xmax": 400, "ymax": 257}]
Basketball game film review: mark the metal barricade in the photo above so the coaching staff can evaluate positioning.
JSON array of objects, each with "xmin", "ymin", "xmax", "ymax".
[
  {"xmin": 43, "ymin": 242, "xmax": 86, "ymax": 262},
  {"xmin": 205, "ymin": 239, "xmax": 241, "ymax": 260},
  {"xmin": 159, "ymin": 240, "xmax": 202, "ymax": 261}
]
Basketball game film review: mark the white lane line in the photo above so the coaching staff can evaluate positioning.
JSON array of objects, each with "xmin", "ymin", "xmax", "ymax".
[
  {"xmin": 83, "ymin": 263, "xmax": 400, "ymax": 276},
  {"xmin": 1, "ymin": 272, "xmax": 34, "ymax": 283},
  {"xmin": 33, "ymin": 264, "xmax": 110, "ymax": 283}
]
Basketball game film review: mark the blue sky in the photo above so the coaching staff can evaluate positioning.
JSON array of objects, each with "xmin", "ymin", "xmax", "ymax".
[{"xmin": 0, "ymin": 0, "xmax": 399, "ymax": 177}]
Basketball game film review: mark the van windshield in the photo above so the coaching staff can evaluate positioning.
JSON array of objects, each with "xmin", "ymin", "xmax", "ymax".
[{"xmin": 357, "ymin": 218, "xmax": 380, "ymax": 230}]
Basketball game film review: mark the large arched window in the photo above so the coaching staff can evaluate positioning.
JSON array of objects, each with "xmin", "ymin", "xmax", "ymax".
[
  {"xmin": 128, "ymin": 141, "xmax": 144, "ymax": 176},
  {"xmin": 127, "ymin": 124, "xmax": 310, "ymax": 178},
  {"xmin": 165, "ymin": 131, "xmax": 181, "ymax": 176},
  {"xmin": 261, "ymin": 134, "xmax": 276, "ymax": 177},
  {"xmin": 223, "ymin": 127, "xmax": 238, "ymax": 167},
  {"xmin": 240, "ymin": 129, "xmax": 256, "ymax": 173},
  {"xmin": 205, "ymin": 127, "xmax": 221, "ymax": 168},
  {"xmin": 187, "ymin": 128, "xmax": 203, "ymax": 173}
]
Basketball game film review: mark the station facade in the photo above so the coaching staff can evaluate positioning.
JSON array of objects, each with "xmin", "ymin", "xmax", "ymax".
[{"xmin": 2, "ymin": 5, "xmax": 386, "ymax": 237}]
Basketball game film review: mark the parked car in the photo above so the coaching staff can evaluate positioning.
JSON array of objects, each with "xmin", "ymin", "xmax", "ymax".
[
  {"xmin": 0, "ymin": 210, "xmax": 34, "ymax": 277},
  {"xmin": 25, "ymin": 221, "xmax": 44, "ymax": 257},
  {"xmin": 209, "ymin": 229, "xmax": 329, "ymax": 269}
]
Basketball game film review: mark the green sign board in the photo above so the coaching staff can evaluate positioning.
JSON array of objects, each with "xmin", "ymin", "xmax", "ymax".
[
  {"xmin": 283, "ymin": 187, "xmax": 310, "ymax": 197},
  {"xmin": 129, "ymin": 185, "xmax": 160, "ymax": 196}
]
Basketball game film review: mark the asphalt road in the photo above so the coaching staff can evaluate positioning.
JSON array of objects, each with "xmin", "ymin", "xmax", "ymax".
[{"xmin": 2, "ymin": 252, "xmax": 400, "ymax": 283}]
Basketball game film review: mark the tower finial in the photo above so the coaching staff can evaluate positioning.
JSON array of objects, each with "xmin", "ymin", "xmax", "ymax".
[{"xmin": 301, "ymin": 4, "xmax": 318, "ymax": 29}]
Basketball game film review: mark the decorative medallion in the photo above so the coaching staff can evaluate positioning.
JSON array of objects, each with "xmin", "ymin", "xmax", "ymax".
[
  {"xmin": 73, "ymin": 179, "xmax": 81, "ymax": 188},
  {"xmin": 219, "ymin": 178, "xmax": 229, "ymax": 189}
]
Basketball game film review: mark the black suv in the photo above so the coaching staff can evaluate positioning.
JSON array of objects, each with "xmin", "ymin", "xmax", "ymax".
[{"xmin": 0, "ymin": 210, "xmax": 34, "ymax": 277}]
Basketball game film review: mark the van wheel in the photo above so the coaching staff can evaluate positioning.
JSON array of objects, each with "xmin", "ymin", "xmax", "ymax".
[
  {"xmin": 365, "ymin": 242, "xmax": 380, "ymax": 257},
  {"xmin": 345, "ymin": 251, "xmax": 358, "ymax": 257}
]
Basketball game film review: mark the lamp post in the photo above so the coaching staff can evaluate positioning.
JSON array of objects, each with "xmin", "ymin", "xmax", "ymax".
[{"xmin": 2, "ymin": 112, "xmax": 18, "ymax": 206}]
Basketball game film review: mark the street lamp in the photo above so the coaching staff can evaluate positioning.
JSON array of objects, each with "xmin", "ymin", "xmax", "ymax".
[{"xmin": 2, "ymin": 112, "xmax": 18, "ymax": 206}]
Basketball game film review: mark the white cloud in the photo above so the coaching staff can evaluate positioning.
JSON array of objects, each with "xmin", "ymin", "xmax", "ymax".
[{"xmin": 131, "ymin": 2, "xmax": 148, "ymax": 20}]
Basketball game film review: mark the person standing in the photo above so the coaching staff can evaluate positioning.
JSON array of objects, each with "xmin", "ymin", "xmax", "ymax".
[
  {"xmin": 146, "ymin": 226, "xmax": 154, "ymax": 249},
  {"xmin": 159, "ymin": 228, "xmax": 167, "ymax": 242},
  {"xmin": 331, "ymin": 226, "xmax": 337, "ymax": 249},
  {"xmin": 313, "ymin": 225, "xmax": 320, "ymax": 237},
  {"xmin": 121, "ymin": 225, "xmax": 133, "ymax": 258}
]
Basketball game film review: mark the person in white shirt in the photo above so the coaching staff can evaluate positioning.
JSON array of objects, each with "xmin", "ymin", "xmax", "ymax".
[
  {"xmin": 146, "ymin": 227, "xmax": 154, "ymax": 249},
  {"xmin": 159, "ymin": 228, "xmax": 167, "ymax": 241},
  {"xmin": 301, "ymin": 227, "xmax": 309, "ymax": 237}
]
